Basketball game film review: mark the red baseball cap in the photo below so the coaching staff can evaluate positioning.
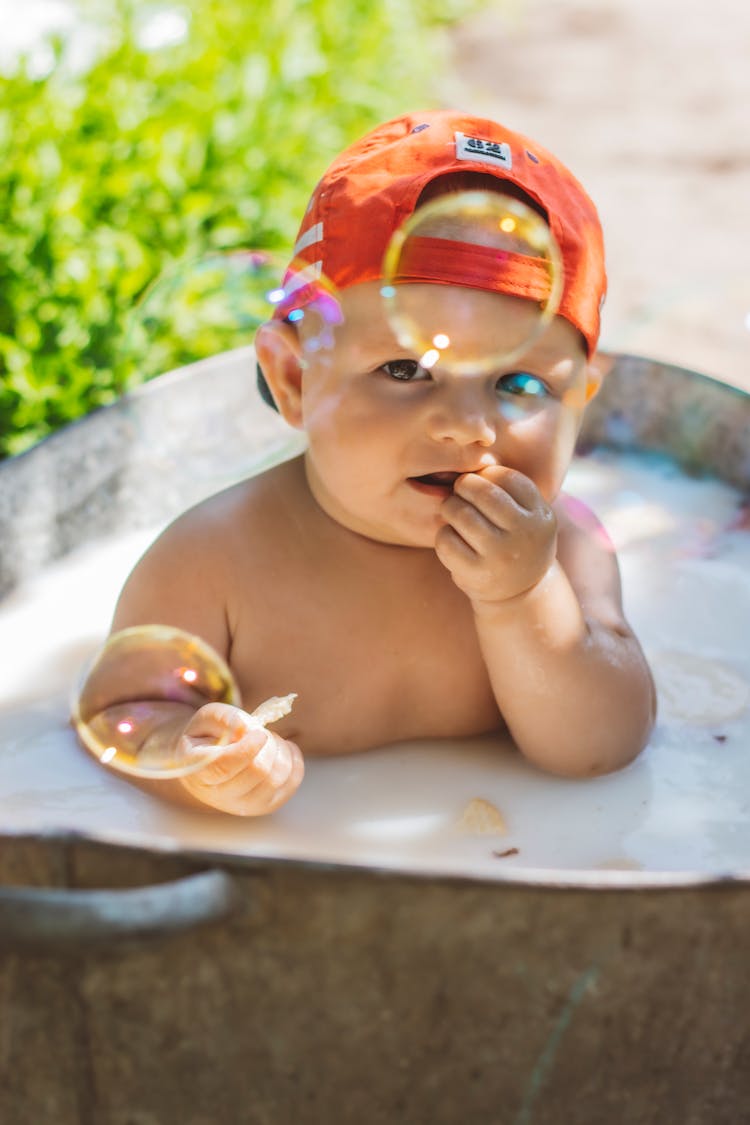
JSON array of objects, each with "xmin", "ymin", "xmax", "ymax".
[{"xmin": 284, "ymin": 109, "xmax": 606, "ymax": 356}]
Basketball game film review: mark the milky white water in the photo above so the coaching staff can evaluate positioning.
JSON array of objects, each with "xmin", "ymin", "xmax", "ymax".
[{"xmin": 0, "ymin": 447, "xmax": 748, "ymax": 883}]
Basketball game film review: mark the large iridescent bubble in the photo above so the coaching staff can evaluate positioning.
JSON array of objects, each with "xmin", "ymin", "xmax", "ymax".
[
  {"xmin": 381, "ymin": 191, "xmax": 563, "ymax": 376},
  {"xmin": 73, "ymin": 626, "xmax": 297, "ymax": 779},
  {"xmin": 72, "ymin": 625, "xmax": 241, "ymax": 778}
]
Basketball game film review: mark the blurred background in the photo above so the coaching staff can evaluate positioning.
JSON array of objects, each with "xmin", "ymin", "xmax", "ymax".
[
  {"xmin": 447, "ymin": 0, "xmax": 750, "ymax": 394},
  {"xmin": 1, "ymin": 0, "xmax": 747, "ymax": 459}
]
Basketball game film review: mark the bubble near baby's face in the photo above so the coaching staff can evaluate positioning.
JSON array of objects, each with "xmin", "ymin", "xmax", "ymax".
[
  {"xmin": 273, "ymin": 259, "xmax": 344, "ymax": 367},
  {"xmin": 381, "ymin": 191, "xmax": 563, "ymax": 375},
  {"xmin": 121, "ymin": 249, "xmax": 343, "ymax": 380},
  {"xmin": 71, "ymin": 625, "xmax": 240, "ymax": 778}
]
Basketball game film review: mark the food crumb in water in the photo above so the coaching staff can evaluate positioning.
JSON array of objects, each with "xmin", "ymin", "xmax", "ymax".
[
  {"xmin": 713, "ymin": 733, "xmax": 728, "ymax": 743},
  {"xmin": 456, "ymin": 797, "xmax": 507, "ymax": 835}
]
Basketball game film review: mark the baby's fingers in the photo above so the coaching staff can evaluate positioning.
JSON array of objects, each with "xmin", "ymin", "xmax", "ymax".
[
  {"xmin": 236, "ymin": 737, "xmax": 305, "ymax": 814},
  {"xmin": 176, "ymin": 702, "xmax": 263, "ymax": 778},
  {"xmin": 181, "ymin": 701, "xmax": 258, "ymax": 747},
  {"xmin": 181, "ymin": 727, "xmax": 304, "ymax": 815}
]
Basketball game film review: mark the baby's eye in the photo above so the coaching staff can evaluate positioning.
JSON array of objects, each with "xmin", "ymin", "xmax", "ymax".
[
  {"xmin": 496, "ymin": 371, "xmax": 549, "ymax": 398},
  {"xmin": 381, "ymin": 359, "xmax": 430, "ymax": 382}
]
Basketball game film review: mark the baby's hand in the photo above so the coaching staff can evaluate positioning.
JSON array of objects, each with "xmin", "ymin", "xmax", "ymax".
[
  {"xmin": 435, "ymin": 466, "xmax": 557, "ymax": 608},
  {"xmin": 177, "ymin": 702, "xmax": 304, "ymax": 816}
]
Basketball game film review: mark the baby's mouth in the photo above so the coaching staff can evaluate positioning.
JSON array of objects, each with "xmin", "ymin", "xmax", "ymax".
[{"xmin": 408, "ymin": 471, "xmax": 462, "ymax": 497}]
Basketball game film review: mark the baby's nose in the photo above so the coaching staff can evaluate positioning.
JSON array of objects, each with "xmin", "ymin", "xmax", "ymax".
[{"xmin": 426, "ymin": 384, "xmax": 497, "ymax": 446}]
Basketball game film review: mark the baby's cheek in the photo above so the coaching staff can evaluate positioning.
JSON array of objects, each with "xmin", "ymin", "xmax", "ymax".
[{"xmin": 517, "ymin": 426, "xmax": 578, "ymax": 500}]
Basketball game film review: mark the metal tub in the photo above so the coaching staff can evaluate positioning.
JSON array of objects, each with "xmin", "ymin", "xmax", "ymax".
[{"xmin": 0, "ymin": 351, "xmax": 748, "ymax": 1124}]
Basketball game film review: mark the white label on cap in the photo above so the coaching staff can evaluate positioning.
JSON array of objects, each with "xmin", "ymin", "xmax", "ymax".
[{"xmin": 455, "ymin": 132, "xmax": 512, "ymax": 170}]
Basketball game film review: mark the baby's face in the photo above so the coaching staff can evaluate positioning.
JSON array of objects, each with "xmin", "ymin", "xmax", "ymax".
[{"xmin": 295, "ymin": 280, "xmax": 594, "ymax": 547}]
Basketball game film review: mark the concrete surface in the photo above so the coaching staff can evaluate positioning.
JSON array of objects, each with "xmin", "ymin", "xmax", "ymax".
[{"xmin": 446, "ymin": 0, "xmax": 750, "ymax": 390}]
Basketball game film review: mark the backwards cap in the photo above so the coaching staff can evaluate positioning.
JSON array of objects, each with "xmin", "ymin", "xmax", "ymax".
[{"xmin": 287, "ymin": 109, "xmax": 606, "ymax": 356}]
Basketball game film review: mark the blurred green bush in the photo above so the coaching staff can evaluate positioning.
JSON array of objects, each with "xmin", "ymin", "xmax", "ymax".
[{"xmin": 0, "ymin": 0, "xmax": 480, "ymax": 457}]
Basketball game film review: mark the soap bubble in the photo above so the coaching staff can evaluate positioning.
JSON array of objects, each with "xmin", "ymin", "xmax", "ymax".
[
  {"xmin": 270, "ymin": 257, "xmax": 344, "ymax": 367},
  {"xmin": 381, "ymin": 191, "xmax": 563, "ymax": 375},
  {"xmin": 123, "ymin": 249, "xmax": 343, "ymax": 380},
  {"xmin": 71, "ymin": 625, "xmax": 241, "ymax": 778}
]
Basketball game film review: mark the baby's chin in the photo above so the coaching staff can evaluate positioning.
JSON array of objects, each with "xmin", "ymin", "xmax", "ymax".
[
  {"xmin": 314, "ymin": 503, "xmax": 437, "ymax": 550},
  {"xmin": 357, "ymin": 514, "xmax": 443, "ymax": 551},
  {"xmin": 365, "ymin": 525, "xmax": 440, "ymax": 551}
]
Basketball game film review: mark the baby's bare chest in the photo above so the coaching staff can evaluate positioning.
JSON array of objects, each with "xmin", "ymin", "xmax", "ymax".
[{"xmin": 230, "ymin": 566, "xmax": 501, "ymax": 754}]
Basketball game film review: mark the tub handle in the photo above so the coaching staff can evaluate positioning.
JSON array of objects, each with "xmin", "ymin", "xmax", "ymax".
[{"xmin": 0, "ymin": 868, "xmax": 239, "ymax": 951}]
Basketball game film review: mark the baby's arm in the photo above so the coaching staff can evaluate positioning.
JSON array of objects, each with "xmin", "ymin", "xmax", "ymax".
[
  {"xmin": 103, "ymin": 506, "xmax": 304, "ymax": 815},
  {"xmin": 436, "ymin": 467, "xmax": 656, "ymax": 777}
]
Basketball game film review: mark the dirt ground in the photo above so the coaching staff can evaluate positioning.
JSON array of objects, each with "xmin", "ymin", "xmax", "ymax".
[{"xmin": 447, "ymin": 0, "xmax": 749, "ymax": 390}]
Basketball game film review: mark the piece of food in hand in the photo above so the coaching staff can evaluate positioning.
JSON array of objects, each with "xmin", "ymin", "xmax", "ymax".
[{"xmin": 247, "ymin": 693, "xmax": 298, "ymax": 728}]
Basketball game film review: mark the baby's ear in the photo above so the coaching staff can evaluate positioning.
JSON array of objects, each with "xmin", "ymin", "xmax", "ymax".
[
  {"xmin": 583, "ymin": 350, "xmax": 613, "ymax": 403},
  {"xmin": 254, "ymin": 321, "xmax": 305, "ymax": 428}
]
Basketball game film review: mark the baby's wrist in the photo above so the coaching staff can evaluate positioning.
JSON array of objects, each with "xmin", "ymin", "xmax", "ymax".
[{"xmin": 469, "ymin": 563, "xmax": 560, "ymax": 621}]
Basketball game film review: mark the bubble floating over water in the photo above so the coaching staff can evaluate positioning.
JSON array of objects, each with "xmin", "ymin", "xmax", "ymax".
[
  {"xmin": 72, "ymin": 625, "xmax": 241, "ymax": 779},
  {"xmin": 123, "ymin": 249, "xmax": 343, "ymax": 381},
  {"xmin": 381, "ymin": 191, "xmax": 563, "ymax": 375}
]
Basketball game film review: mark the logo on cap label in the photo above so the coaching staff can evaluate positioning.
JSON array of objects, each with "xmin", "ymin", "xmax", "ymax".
[{"xmin": 455, "ymin": 132, "xmax": 512, "ymax": 170}]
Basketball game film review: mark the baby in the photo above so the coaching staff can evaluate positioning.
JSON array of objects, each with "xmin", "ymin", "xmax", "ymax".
[{"xmin": 108, "ymin": 109, "xmax": 656, "ymax": 815}]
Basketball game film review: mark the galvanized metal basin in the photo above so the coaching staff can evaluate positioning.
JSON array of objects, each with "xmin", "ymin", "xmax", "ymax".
[{"xmin": 0, "ymin": 350, "xmax": 748, "ymax": 1124}]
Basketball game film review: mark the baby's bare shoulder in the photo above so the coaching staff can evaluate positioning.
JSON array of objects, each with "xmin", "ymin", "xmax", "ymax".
[
  {"xmin": 150, "ymin": 455, "xmax": 303, "ymax": 553},
  {"xmin": 111, "ymin": 457, "xmax": 305, "ymax": 643}
]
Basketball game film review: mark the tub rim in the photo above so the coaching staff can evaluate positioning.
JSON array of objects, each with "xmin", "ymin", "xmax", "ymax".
[{"xmin": 1, "ymin": 826, "xmax": 747, "ymax": 892}]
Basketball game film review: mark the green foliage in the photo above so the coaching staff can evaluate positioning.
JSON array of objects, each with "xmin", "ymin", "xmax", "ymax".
[{"xmin": 0, "ymin": 0, "xmax": 480, "ymax": 457}]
